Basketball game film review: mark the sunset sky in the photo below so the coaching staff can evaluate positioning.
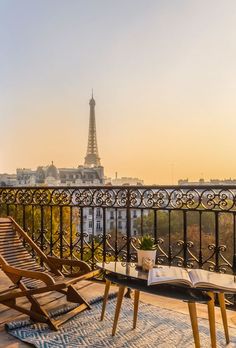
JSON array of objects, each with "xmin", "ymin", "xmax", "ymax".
[{"xmin": 1, "ymin": 0, "xmax": 236, "ymax": 184}]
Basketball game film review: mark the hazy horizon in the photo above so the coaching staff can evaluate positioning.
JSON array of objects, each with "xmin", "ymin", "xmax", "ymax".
[{"xmin": 1, "ymin": 0, "xmax": 236, "ymax": 184}]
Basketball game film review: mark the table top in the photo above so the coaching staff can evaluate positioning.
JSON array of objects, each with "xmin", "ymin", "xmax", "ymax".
[
  {"xmin": 96, "ymin": 262, "xmax": 212, "ymax": 303},
  {"xmin": 96, "ymin": 261, "xmax": 150, "ymax": 281},
  {"xmin": 96, "ymin": 261, "xmax": 235, "ymax": 294}
]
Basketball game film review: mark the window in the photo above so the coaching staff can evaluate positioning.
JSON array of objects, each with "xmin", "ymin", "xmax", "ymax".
[
  {"xmin": 110, "ymin": 211, "xmax": 114, "ymax": 219},
  {"xmin": 96, "ymin": 208, "xmax": 101, "ymax": 217},
  {"xmin": 133, "ymin": 210, "xmax": 137, "ymax": 218},
  {"xmin": 118, "ymin": 221, "xmax": 122, "ymax": 229},
  {"xmin": 118, "ymin": 210, "xmax": 122, "ymax": 219},
  {"xmin": 89, "ymin": 221, "xmax": 93, "ymax": 229},
  {"xmin": 89, "ymin": 208, "xmax": 93, "ymax": 215},
  {"xmin": 96, "ymin": 221, "xmax": 101, "ymax": 231},
  {"xmin": 110, "ymin": 221, "xmax": 114, "ymax": 230}
]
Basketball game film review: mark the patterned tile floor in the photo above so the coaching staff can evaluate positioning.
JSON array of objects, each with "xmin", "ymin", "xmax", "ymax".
[{"xmin": 0, "ymin": 270, "xmax": 236, "ymax": 347}]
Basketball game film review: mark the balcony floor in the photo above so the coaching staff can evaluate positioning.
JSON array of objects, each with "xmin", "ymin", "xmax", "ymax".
[{"xmin": 0, "ymin": 270, "xmax": 236, "ymax": 347}]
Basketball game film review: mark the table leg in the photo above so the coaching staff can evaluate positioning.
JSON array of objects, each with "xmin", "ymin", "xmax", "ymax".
[
  {"xmin": 207, "ymin": 291, "xmax": 217, "ymax": 348},
  {"xmin": 100, "ymin": 279, "xmax": 111, "ymax": 321},
  {"xmin": 112, "ymin": 285, "xmax": 125, "ymax": 336},
  {"xmin": 188, "ymin": 301, "xmax": 200, "ymax": 348},
  {"xmin": 218, "ymin": 292, "xmax": 229, "ymax": 344},
  {"xmin": 133, "ymin": 290, "xmax": 140, "ymax": 329}
]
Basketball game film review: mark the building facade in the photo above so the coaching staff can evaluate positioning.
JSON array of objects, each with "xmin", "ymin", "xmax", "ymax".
[
  {"xmin": 82, "ymin": 207, "xmax": 142, "ymax": 238},
  {"xmin": 178, "ymin": 178, "xmax": 236, "ymax": 185}
]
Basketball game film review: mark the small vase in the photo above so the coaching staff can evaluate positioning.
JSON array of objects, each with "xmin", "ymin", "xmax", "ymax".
[{"xmin": 137, "ymin": 249, "xmax": 157, "ymax": 267}]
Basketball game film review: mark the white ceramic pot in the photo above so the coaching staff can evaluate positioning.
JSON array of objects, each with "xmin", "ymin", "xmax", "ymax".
[{"xmin": 137, "ymin": 249, "xmax": 157, "ymax": 267}]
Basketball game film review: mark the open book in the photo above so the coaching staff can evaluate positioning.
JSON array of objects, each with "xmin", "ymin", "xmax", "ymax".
[{"xmin": 148, "ymin": 266, "xmax": 236, "ymax": 292}]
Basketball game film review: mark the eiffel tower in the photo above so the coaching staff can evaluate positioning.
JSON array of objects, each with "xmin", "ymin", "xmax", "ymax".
[{"xmin": 84, "ymin": 92, "xmax": 101, "ymax": 167}]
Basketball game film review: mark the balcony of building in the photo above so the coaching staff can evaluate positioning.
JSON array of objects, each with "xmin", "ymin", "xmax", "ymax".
[{"xmin": 0, "ymin": 185, "xmax": 236, "ymax": 347}]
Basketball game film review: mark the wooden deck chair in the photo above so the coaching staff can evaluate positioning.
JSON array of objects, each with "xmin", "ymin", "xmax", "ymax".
[{"xmin": 0, "ymin": 217, "xmax": 100, "ymax": 330}]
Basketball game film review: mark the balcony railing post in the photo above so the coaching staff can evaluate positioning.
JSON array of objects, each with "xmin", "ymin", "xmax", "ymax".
[
  {"xmin": 115, "ymin": 208, "xmax": 118, "ymax": 261},
  {"xmin": 126, "ymin": 188, "xmax": 131, "ymax": 262},
  {"xmin": 183, "ymin": 211, "xmax": 187, "ymax": 268},
  {"xmin": 168, "ymin": 210, "xmax": 172, "ymax": 266},
  {"xmin": 59, "ymin": 206, "xmax": 63, "ymax": 259},
  {"xmin": 31, "ymin": 205, "xmax": 35, "ymax": 242},
  {"xmin": 69, "ymin": 206, "xmax": 73, "ymax": 259},
  {"xmin": 80, "ymin": 207, "xmax": 84, "ymax": 261},
  {"xmin": 141, "ymin": 209, "xmax": 144, "ymax": 236},
  {"xmin": 49, "ymin": 206, "xmax": 53, "ymax": 256},
  {"xmin": 40, "ymin": 206, "xmax": 44, "ymax": 265},
  {"xmin": 91, "ymin": 207, "xmax": 95, "ymax": 267},
  {"xmin": 199, "ymin": 211, "xmax": 203, "ymax": 269},
  {"xmin": 233, "ymin": 213, "xmax": 236, "ymax": 274},
  {"xmin": 102, "ymin": 208, "xmax": 106, "ymax": 263},
  {"xmin": 22, "ymin": 205, "xmax": 26, "ymax": 232},
  {"xmin": 22, "ymin": 205, "xmax": 26, "ymax": 247},
  {"xmin": 154, "ymin": 209, "xmax": 157, "ymax": 244},
  {"xmin": 215, "ymin": 212, "xmax": 219, "ymax": 272}
]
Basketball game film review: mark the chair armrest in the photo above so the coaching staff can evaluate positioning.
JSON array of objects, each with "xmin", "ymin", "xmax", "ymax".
[
  {"xmin": 47, "ymin": 256, "xmax": 91, "ymax": 275},
  {"xmin": 2, "ymin": 264, "xmax": 55, "ymax": 286}
]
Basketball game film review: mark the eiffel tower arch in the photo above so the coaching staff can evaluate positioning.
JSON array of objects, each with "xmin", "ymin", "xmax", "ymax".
[{"xmin": 84, "ymin": 92, "xmax": 101, "ymax": 167}]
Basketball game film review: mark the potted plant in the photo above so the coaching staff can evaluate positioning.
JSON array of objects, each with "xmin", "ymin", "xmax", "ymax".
[{"xmin": 137, "ymin": 234, "xmax": 157, "ymax": 267}]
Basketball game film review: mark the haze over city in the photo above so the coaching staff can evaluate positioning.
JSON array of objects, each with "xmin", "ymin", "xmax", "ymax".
[{"xmin": 1, "ymin": 0, "xmax": 236, "ymax": 184}]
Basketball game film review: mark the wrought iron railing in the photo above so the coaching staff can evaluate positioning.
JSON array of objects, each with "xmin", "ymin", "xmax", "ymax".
[{"xmin": 0, "ymin": 185, "xmax": 236, "ymax": 274}]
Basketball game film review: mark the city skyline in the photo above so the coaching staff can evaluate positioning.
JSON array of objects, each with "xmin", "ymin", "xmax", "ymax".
[{"xmin": 1, "ymin": 1, "xmax": 236, "ymax": 184}]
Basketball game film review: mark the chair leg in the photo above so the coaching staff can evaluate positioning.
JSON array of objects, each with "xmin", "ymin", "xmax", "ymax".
[
  {"xmin": 18, "ymin": 282, "xmax": 59, "ymax": 330},
  {"xmin": 218, "ymin": 292, "xmax": 230, "ymax": 344},
  {"xmin": 112, "ymin": 285, "xmax": 125, "ymax": 336},
  {"xmin": 29, "ymin": 296, "xmax": 59, "ymax": 330},
  {"xmin": 101, "ymin": 279, "xmax": 111, "ymax": 321},
  {"xmin": 66, "ymin": 285, "xmax": 91, "ymax": 309},
  {"xmin": 31, "ymin": 305, "xmax": 59, "ymax": 330},
  {"xmin": 133, "ymin": 290, "xmax": 140, "ymax": 329},
  {"xmin": 4, "ymin": 297, "xmax": 58, "ymax": 330},
  {"xmin": 188, "ymin": 302, "xmax": 200, "ymax": 348},
  {"xmin": 207, "ymin": 291, "xmax": 217, "ymax": 348}
]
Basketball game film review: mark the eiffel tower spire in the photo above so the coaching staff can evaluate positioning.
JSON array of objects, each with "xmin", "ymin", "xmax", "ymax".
[{"xmin": 84, "ymin": 92, "xmax": 101, "ymax": 167}]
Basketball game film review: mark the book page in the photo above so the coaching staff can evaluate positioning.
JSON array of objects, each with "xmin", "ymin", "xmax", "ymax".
[
  {"xmin": 148, "ymin": 266, "xmax": 191, "ymax": 286},
  {"xmin": 189, "ymin": 269, "xmax": 236, "ymax": 291}
]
